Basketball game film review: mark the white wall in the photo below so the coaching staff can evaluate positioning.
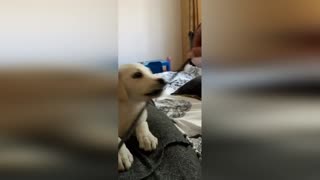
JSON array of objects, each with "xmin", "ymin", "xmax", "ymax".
[
  {"xmin": 118, "ymin": 0, "xmax": 182, "ymax": 68},
  {"xmin": 0, "ymin": 0, "xmax": 117, "ymax": 69}
]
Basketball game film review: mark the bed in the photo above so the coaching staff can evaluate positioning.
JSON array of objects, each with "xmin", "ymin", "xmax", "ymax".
[
  {"xmin": 153, "ymin": 63, "xmax": 202, "ymax": 158},
  {"xmin": 119, "ymin": 61, "xmax": 202, "ymax": 180}
]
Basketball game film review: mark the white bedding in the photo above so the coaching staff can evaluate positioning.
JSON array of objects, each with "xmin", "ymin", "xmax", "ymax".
[
  {"xmin": 153, "ymin": 64, "xmax": 202, "ymax": 157},
  {"xmin": 154, "ymin": 64, "xmax": 201, "ymax": 95},
  {"xmin": 154, "ymin": 95, "xmax": 201, "ymax": 137}
]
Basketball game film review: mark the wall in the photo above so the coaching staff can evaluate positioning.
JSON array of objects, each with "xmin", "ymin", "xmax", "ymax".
[
  {"xmin": 0, "ymin": 0, "xmax": 117, "ymax": 69},
  {"xmin": 118, "ymin": 0, "xmax": 182, "ymax": 70}
]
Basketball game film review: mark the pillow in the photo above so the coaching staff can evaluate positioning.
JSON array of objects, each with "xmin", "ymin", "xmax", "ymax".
[{"xmin": 171, "ymin": 76, "xmax": 201, "ymax": 99}]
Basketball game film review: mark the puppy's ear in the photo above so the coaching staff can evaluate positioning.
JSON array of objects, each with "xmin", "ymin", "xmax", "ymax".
[{"xmin": 118, "ymin": 80, "xmax": 128, "ymax": 102}]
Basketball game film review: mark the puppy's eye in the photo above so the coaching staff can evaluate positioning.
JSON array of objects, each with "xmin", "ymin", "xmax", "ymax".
[{"xmin": 132, "ymin": 72, "xmax": 143, "ymax": 79}]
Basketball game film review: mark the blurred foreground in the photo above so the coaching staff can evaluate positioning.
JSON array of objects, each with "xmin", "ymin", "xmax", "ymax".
[
  {"xmin": 203, "ymin": 63, "xmax": 320, "ymax": 180},
  {"xmin": 0, "ymin": 67, "xmax": 117, "ymax": 179}
]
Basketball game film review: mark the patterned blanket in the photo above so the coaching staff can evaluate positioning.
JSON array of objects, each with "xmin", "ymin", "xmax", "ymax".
[
  {"xmin": 153, "ymin": 64, "xmax": 202, "ymax": 159},
  {"xmin": 154, "ymin": 64, "xmax": 201, "ymax": 95}
]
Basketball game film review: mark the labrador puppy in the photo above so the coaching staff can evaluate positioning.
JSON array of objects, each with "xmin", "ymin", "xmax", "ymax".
[{"xmin": 118, "ymin": 63, "xmax": 166, "ymax": 171}]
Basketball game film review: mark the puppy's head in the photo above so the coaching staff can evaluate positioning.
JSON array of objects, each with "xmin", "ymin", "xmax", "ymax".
[{"xmin": 118, "ymin": 63, "xmax": 166, "ymax": 102}]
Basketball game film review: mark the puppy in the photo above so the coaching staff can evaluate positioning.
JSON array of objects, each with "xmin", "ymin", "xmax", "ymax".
[{"xmin": 118, "ymin": 63, "xmax": 166, "ymax": 171}]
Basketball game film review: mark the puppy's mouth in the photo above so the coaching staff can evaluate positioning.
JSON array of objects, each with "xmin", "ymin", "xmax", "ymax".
[{"xmin": 144, "ymin": 89, "xmax": 163, "ymax": 97}]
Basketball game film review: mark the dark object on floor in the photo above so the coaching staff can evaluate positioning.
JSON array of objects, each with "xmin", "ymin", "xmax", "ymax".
[
  {"xmin": 172, "ymin": 76, "xmax": 201, "ymax": 99},
  {"xmin": 119, "ymin": 104, "xmax": 201, "ymax": 180}
]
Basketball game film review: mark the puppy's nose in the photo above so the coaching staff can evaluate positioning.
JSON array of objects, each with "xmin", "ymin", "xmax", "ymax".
[{"xmin": 157, "ymin": 78, "xmax": 166, "ymax": 85}]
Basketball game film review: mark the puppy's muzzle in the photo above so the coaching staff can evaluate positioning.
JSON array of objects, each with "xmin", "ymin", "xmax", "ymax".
[
  {"xmin": 144, "ymin": 78, "xmax": 166, "ymax": 97},
  {"xmin": 156, "ymin": 78, "xmax": 166, "ymax": 87}
]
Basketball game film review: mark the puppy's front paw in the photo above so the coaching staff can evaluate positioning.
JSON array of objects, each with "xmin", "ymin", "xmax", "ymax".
[
  {"xmin": 137, "ymin": 132, "xmax": 158, "ymax": 151},
  {"xmin": 118, "ymin": 144, "xmax": 133, "ymax": 171}
]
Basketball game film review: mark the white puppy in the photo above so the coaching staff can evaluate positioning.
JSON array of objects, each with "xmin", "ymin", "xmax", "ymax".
[{"xmin": 118, "ymin": 63, "xmax": 166, "ymax": 171}]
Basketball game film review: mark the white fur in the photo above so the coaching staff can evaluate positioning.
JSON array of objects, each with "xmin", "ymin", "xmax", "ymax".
[{"xmin": 118, "ymin": 63, "xmax": 165, "ymax": 171}]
